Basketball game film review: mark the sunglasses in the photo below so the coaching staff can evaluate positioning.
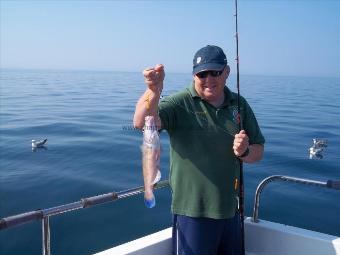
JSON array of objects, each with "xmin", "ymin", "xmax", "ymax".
[{"xmin": 196, "ymin": 69, "xmax": 224, "ymax": 79}]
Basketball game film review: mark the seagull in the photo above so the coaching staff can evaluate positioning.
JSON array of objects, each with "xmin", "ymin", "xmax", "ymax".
[
  {"xmin": 32, "ymin": 139, "xmax": 47, "ymax": 148},
  {"xmin": 309, "ymin": 138, "xmax": 327, "ymax": 159},
  {"xmin": 309, "ymin": 148, "xmax": 323, "ymax": 159},
  {"xmin": 313, "ymin": 138, "xmax": 328, "ymax": 148}
]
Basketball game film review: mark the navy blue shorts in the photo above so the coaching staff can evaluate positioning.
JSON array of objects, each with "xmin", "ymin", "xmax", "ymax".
[{"xmin": 172, "ymin": 213, "xmax": 241, "ymax": 255}]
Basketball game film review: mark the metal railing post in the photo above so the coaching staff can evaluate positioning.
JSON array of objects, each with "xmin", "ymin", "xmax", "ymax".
[
  {"xmin": 42, "ymin": 216, "xmax": 51, "ymax": 255},
  {"xmin": 0, "ymin": 180, "xmax": 170, "ymax": 255},
  {"xmin": 252, "ymin": 175, "xmax": 340, "ymax": 223},
  {"xmin": 1, "ymin": 177, "xmax": 339, "ymax": 254}
]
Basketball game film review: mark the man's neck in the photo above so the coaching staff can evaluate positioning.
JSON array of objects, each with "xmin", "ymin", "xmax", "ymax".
[{"xmin": 207, "ymin": 93, "xmax": 225, "ymax": 108}]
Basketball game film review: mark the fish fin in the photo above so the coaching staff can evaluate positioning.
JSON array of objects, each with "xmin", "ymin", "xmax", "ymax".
[{"xmin": 152, "ymin": 170, "xmax": 161, "ymax": 185}]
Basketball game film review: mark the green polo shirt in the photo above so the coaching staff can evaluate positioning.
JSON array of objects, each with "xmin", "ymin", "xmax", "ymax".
[{"xmin": 158, "ymin": 84, "xmax": 265, "ymax": 219}]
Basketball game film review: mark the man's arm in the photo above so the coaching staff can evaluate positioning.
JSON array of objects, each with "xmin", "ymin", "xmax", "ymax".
[
  {"xmin": 233, "ymin": 130, "xmax": 264, "ymax": 163},
  {"xmin": 133, "ymin": 64, "xmax": 164, "ymax": 130},
  {"xmin": 239, "ymin": 144, "xmax": 264, "ymax": 163}
]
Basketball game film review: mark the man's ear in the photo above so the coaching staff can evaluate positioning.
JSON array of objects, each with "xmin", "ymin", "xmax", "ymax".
[{"xmin": 225, "ymin": 65, "xmax": 231, "ymax": 78}]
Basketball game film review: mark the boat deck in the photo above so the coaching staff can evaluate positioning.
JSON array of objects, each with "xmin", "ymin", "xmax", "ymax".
[{"xmin": 94, "ymin": 218, "xmax": 340, "ymax": 255}]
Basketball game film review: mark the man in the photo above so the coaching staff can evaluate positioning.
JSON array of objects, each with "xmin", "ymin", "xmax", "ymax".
[{"xmin": 134, "ymin": 45, "xmax": 265, "ymax": 255}]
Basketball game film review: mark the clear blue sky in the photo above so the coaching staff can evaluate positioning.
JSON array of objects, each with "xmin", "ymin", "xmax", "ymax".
[{"xmin": 1, "ymin": 0, "xmax": 339, "ymax": 77}]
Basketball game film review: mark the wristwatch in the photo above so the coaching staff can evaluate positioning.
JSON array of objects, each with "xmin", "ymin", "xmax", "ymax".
[{"xmin": 239, "ymin": 147, "xmax": 250, "ymax": 158}]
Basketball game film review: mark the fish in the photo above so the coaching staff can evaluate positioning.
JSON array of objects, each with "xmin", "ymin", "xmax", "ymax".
[{"xmin": 142, "ymin": 115, "xmax": 161, "ymax": 208}]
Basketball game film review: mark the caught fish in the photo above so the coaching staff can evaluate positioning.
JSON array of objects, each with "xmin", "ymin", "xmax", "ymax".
[{"xmin": 142, "ymin": 115, "xmax": 161, "ymax": 208}]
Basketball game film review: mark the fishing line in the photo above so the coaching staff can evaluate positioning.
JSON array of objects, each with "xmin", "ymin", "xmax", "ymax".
[{"xmin": 145, "ymin": 93, "xmax": 151, "ymax": 111}]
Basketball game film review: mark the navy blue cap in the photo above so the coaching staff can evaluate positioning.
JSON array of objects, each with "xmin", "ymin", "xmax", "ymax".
[{"xmin": 192, "ymin": 45, "xmax": 228, "ymax": 75}]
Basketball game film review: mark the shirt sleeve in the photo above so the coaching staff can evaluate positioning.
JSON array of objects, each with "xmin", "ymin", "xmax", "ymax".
[
  {"xmin": 242, "ymin": 98, "xmax": 265, "ymax": 145},
  {"xmin": 158, "ymin": 96, "xmax": 177, "ymax": 131}
]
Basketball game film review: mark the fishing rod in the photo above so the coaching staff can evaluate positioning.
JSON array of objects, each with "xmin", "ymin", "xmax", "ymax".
[{"xmin": 234, "ymin": 0, "xmax": 246, "ymax": 254}]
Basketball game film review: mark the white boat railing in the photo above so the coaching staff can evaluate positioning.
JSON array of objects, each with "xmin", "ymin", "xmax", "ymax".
[
  {"xmin": 252, "ymin": 175, "xmax": 340, "ymax": 222},
  {"xmin": 1, "ymin": 176, "xmax": 339, "ymax": 255},
  {"xmin": 0, "ymin": 180, "xmax": 169, "ymax": 255}
]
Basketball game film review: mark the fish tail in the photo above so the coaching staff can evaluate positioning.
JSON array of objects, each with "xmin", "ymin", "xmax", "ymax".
[
  {"xmin": 144, "ymin": 170, "xmax": 161, "ymax": 209},
  {"xmin": 144, "ymin": 189, "xmax": 156, "ymax": 208},
  {"xmin": 153, "ymin": 169, "xmax": 161, "ymax": 184}
]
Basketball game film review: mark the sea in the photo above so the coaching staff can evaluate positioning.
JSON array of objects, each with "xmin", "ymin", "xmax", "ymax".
[{"xmin": 0, "ymin": 69, "xmax": 339, "ymax": 255}]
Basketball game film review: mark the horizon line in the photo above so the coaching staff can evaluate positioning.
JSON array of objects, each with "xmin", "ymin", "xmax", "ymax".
[{"xmin": 1, "ymin": 67, "xmax": 339, "ymax": 80}]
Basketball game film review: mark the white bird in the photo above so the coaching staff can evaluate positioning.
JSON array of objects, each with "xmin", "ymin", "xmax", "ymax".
[
  {"xmin": 313, "ymin": 138, "xmax": 327, "ymax": 148},
  {"xmin": 309, "ymin": 138, "xmax": 328, "ymax": 159},
  {"xmin": 309, "ymin": 147, "xmax": 323, "ymax": 155},
  {"xmin": 32, "ymin": 139, "xmax": 47, "ymax": 148}
]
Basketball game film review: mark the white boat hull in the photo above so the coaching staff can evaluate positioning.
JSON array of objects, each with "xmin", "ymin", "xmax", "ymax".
[{"xmin": 94, "ymin": 217, "xmax": 340, "ymax": 255}]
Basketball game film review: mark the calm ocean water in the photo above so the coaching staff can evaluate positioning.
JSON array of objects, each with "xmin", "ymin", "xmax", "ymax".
[{"xmin": 0, "ymin": 69, "xmax": 339, "ymax": 254}]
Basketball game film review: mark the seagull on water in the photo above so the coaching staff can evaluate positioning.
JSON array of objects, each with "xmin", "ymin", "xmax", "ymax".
[
  {"xmin": 32, "ymin": 139, "xmax": 47, "ymax": 148},
  {"xmin": 309, "ymin": 138, "xmax": 327, "ymax": 159},
  {"xmin": 313, "ymin": 138, "xmax": 327, "ymax": 148}
]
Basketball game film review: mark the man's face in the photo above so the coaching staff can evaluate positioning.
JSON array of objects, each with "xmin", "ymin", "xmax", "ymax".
[{"xmin": 193, "ymin": 66, "xmax": 230, "ymax": 104}]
